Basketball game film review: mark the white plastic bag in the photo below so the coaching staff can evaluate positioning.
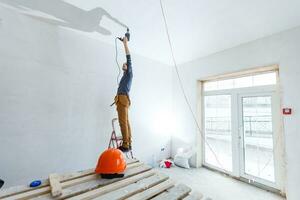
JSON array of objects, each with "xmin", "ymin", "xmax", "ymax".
[
  {"xmin": 174, "ymin": 147, "xmax": 194, "ymax": 169},
  {"xmin": 174, "ymin": 155, "xmax": 190, "ymax": 168}
]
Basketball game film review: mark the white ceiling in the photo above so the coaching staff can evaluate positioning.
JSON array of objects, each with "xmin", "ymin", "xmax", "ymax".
[{"xmin": 1, "ymin": 0, "xmax": 300, "ymax": 65}]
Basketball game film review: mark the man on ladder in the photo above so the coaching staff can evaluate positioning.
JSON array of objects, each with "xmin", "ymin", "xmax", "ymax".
[{"xmin": 114, "ymin": 36, "xmax": 133, "ymax": 153}]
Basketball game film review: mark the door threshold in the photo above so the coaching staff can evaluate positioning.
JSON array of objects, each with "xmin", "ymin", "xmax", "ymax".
[{"xmin": 202, "ymin": 165, "xmax": 285, "ymax": 198}]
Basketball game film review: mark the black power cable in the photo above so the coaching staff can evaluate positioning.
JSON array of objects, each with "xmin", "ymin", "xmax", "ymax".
[
  {"xmin": 159, "ymin": 0, "xmax": 224, "ymax": 169},
  {"xmin": 115, "ymin": 37, "xmax": 121, "ymax": 86}
]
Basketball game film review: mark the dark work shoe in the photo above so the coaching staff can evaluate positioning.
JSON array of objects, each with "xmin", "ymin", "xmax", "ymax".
[
  {"xmin": 118, "ymin": 146, "xmax": 130, "ymax": 152},
  {"xmin": 0, "ymin": 179, "xmax": 4, "ymax": 189}
]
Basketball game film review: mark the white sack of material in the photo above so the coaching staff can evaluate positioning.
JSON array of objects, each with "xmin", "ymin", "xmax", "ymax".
[{"xmin": 174, "ymin": 147, "xmax": 194, "ymax": 169}]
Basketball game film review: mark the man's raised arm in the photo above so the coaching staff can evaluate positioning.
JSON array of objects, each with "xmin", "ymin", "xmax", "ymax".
[
  {"xmin": 123, "ymin": 37, "xmax": 130, "ymax": 55},
  {"xmin": 123, "ymin": 37, "xmax": 132, "ymax": 73}
]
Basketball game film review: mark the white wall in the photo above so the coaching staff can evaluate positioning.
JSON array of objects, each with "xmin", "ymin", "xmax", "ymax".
[
  {"xmin": 171, "ymin": 26, "xmax": 300, "ymax": 200},
  {"xmin": 0, "ymin": 6, "xmax": 172, "ymax": 187}
]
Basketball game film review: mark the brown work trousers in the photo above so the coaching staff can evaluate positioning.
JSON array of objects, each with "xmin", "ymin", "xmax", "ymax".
[{"xmin": 115, "ymin": 95, "xmax": 132, "ymax": 148}]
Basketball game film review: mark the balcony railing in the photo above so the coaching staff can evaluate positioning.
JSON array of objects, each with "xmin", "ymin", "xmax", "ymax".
[{"xmin": 205, "ymin": 115, "xmax": 272, "ymax": 137}]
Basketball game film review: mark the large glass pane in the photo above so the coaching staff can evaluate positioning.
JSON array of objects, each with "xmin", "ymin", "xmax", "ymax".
[
  {"xmin": 204, "ymin": 95, "xmax": 232, "ymax": 171},
  {"xmin": 203, "ymin": 72, "xmax": 277, "ymax": 91},
  {"xmin": 253, "ymin": 73, "xmax": 277, "ymax": 86},
  {"xmin": 218, "ymin": 79, "xmax": 234, "ymax": 90},
  {"xmin": 242, "ymin": 96, "xmax": 275, "ymax": 182},
  {"xmin": 204, "ymin": 81, "xmax": 218, "ymax": 91},
  {"xmin": 234, "ymin": 76, "xmax": 253, "ymax": 88}
]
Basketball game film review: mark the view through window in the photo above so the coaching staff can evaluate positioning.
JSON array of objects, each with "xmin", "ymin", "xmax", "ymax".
[{"xmin": 204, "ymin": 95, "xmax": 232, "ymax": 172}]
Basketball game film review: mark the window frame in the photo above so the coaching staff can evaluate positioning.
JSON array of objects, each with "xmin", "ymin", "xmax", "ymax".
[{"xmin": 199, "ymin": 66, "xmax": 284, "ymax": 192}]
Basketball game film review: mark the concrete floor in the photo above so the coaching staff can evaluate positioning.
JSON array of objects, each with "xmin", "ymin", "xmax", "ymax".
[{"xmin": 157, "ymin": 166, "xmax": 285, "ymax": 200}]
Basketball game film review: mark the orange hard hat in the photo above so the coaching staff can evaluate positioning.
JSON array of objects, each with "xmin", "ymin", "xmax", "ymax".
[{"xmin": 95, "ymin": 148, "xmax": 127, "ymax": 175}]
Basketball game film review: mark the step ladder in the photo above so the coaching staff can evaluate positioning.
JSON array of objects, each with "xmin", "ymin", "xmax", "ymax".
[{"xmin": 108, "ymin": 118, "xmax": 133, "ymax": 159}]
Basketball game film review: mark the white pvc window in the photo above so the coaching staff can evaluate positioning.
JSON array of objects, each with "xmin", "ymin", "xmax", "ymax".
[
  {"xmin": 202, "ymin": 69, "xmax": 282, "ymax": 190},
  {"xmin": 204, "ymin": 72, "xmax": 277, "ymax": 91}
]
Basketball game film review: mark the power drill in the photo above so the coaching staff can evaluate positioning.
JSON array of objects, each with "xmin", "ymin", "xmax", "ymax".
[{"xmin": 118, "ymin": 28, "xmax": 130, "ymax": 42}]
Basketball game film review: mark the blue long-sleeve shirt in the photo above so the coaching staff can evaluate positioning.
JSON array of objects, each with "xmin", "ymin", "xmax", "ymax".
[{"xmin": 117, "ymin": 55, "xmax": 133, "ymax": 95}]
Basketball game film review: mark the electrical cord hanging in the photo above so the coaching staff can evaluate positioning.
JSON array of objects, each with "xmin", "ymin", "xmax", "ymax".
[
  {"xmin": 115, "ymin": 37, "xmax": 121, "ymax": 85},
  {"xmin": 159, "ymin": 0, "xmax": 224, "ymax": 169},
  {"xmin": 159, "ymin": 0, "xmax": 285, "ymax": 185}
]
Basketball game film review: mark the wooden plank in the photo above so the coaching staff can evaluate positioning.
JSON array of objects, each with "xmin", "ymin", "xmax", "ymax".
[
  {"xmin": 2, "ymin": 161, "xmax": 144, "ymax": 200},
  {"xmin": 67, "ymin": 170, "xmax": 161, "ymax": 200},
  {"xmin": 126, "ymin": 179, "xmax": 175, "ymax": 200},
  {"xmin": 2, "ymin": 186, "xmax": 50, "ymax": 200},
  {"xmin": 0, "ymin": 169, "xmax": 94, "ymax": 199},
  {"xmin": 124, "ymin": 162, "xmax": 144, "ymax": 170},
  {"xmin": 49, "ymin": 174, "xmax": 62, "ymax": 197},
  {"xmin": 0, "ymin": 159, "xmax": 138, "ymax": 198},
  {"xmin": 31, "ymin": 164, "xmax": 151, "ymax": 200},
  {"xmin": 183, "ymin": 192, "xmax": 203, "ymax": 200},
  {"xmin": 92, "ymin": 173, "xmax": 169, "ymax": 200},
  {"xmin": 151, "ymin": 184, "xmax": 191, "ymax": 200}
]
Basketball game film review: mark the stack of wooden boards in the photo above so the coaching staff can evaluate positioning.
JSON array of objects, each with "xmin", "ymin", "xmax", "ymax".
[{"xmin": 0, "ymin": 159, "xmax": 203, "ymax": 200}]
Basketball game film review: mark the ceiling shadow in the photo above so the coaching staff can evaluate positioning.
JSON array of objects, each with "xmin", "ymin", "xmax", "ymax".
[{"xmin": 0, "ymin": 0, "xmax": 128, "ymax": 35}]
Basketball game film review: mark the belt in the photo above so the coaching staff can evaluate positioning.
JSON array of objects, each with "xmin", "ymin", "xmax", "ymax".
[
  {"xmin": 117, "ymin": 93, "xmax": 129, "ymax": 96},
  {"xmin": 110, "ymin": 94, "xmax": 130, "ymax": 106}
]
